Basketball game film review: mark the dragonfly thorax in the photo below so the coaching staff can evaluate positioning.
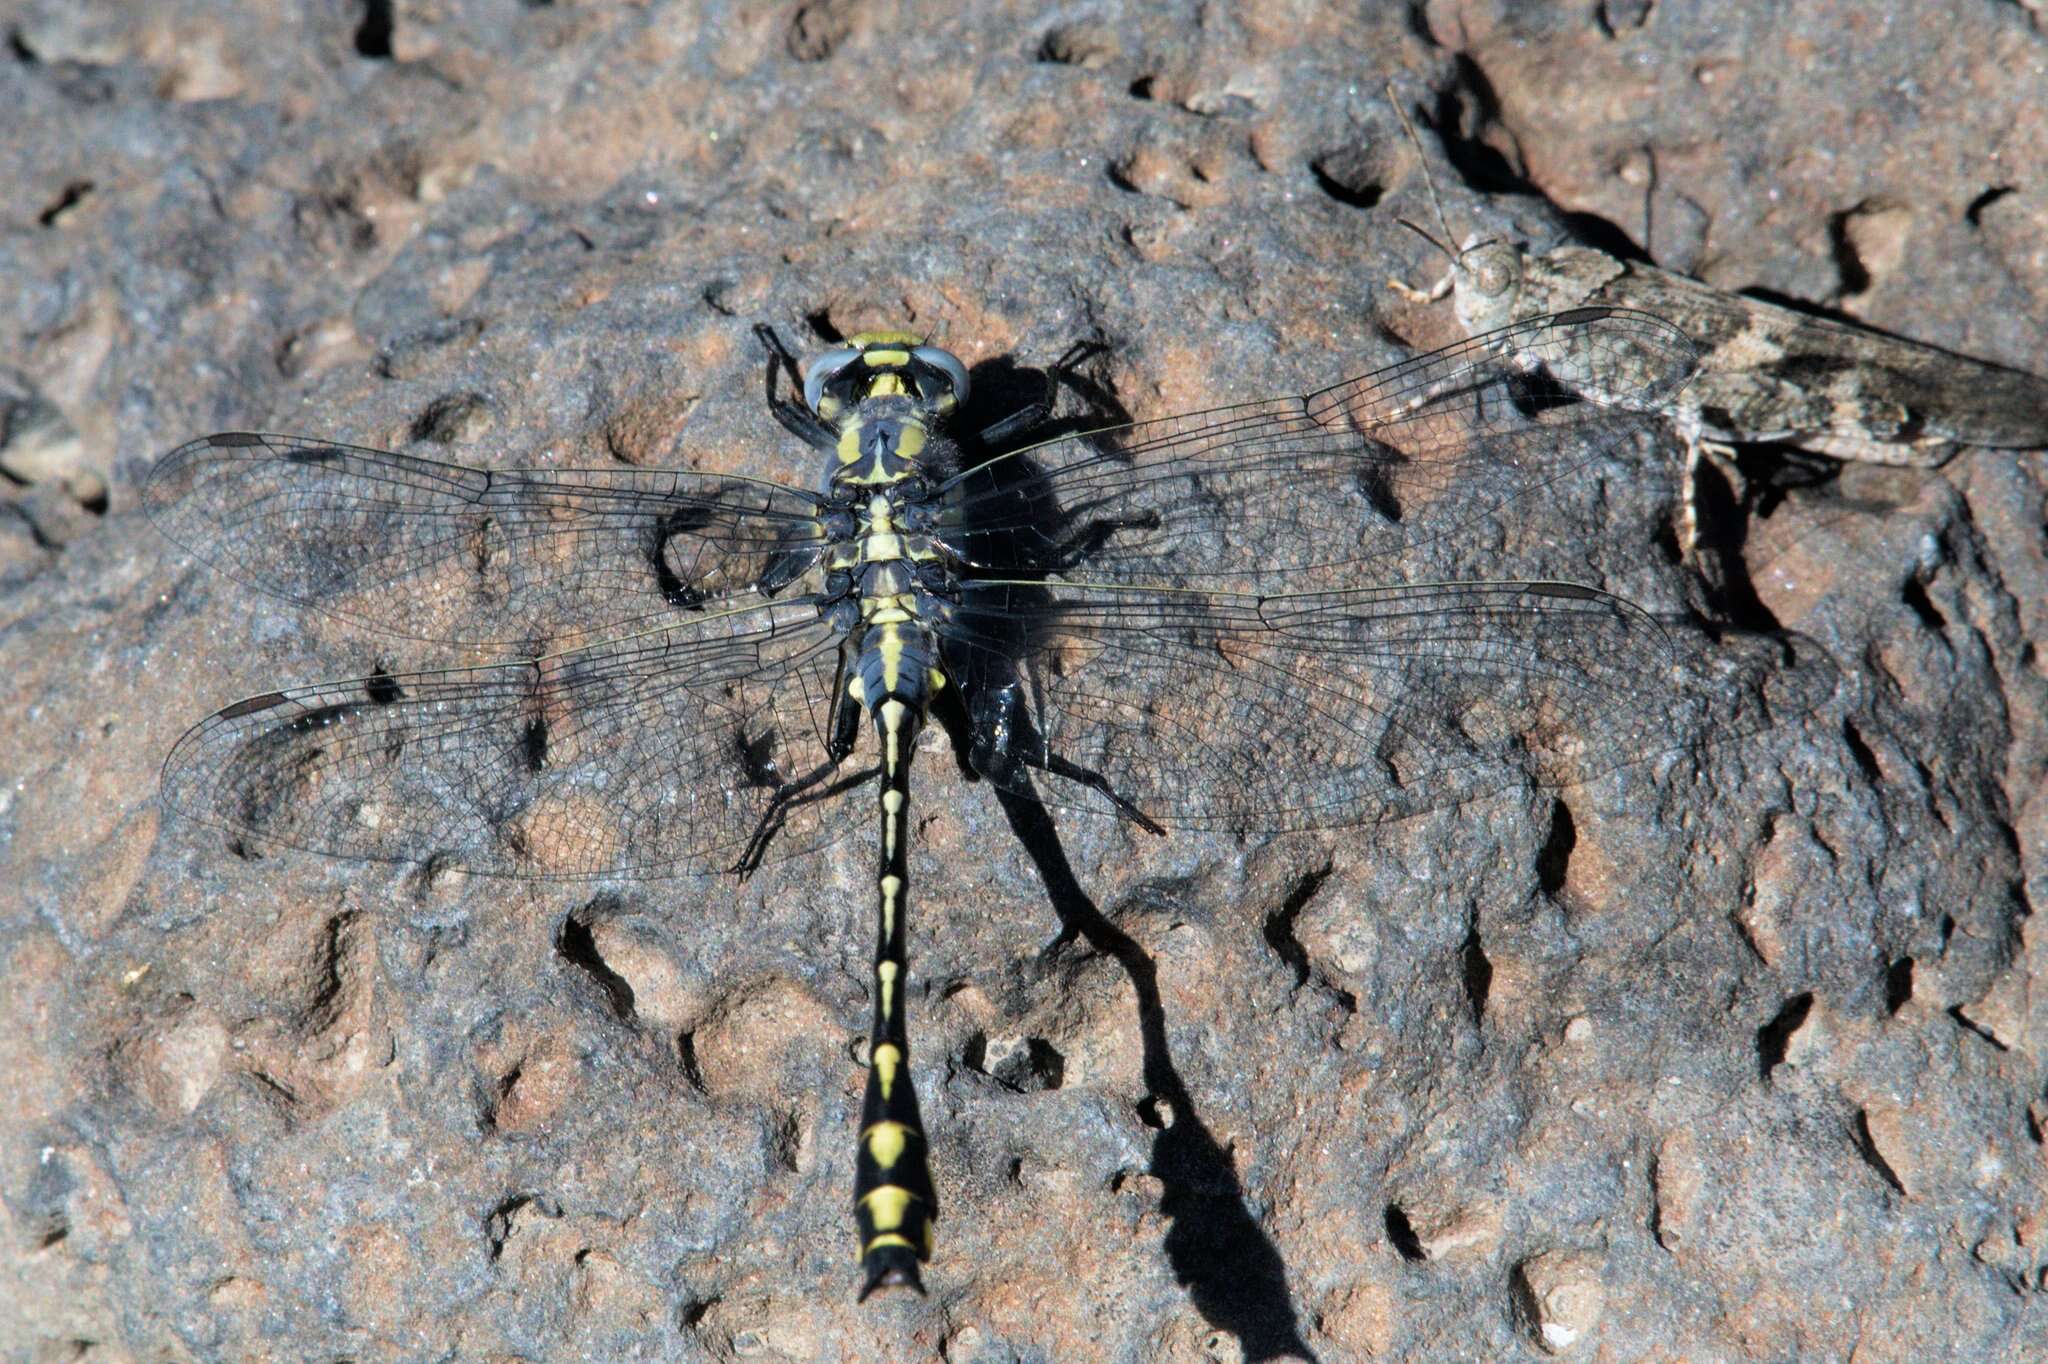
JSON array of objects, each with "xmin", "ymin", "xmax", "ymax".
[{"xmin": 806, "ymin": 332, "xmax": 969, "ymax": 492}]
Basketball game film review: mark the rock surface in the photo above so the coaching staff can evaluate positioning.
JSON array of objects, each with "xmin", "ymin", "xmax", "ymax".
[{"xmin": 3, "ymin": 0, "xmax": 2045, "ymax": 1360}]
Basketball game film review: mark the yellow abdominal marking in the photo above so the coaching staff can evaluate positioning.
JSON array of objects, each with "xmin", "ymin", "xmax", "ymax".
[
  {"xmin": 872, "ymin": 1042, "xmax": 902, "ymax": 1100},
  {"xmin": 861, "ymin": 1184, "xmax": 916, "ymax": 1233},
  {"xmin": 878, "ymin": 627, "xmax": 905, "ymax": 691},
  {"xmin": 865, "ymin": 1232, "xmax": 916, "ymax": 1253},
  {"xmin": 881, "ymin": 700, "xmax": 907, "ymax": 765},
  {"xmin": 877, "ymin": 960, "xmax": 899, "ymax": 1021},
  {"xmin": 880, "ymin": 872, "xmax": 902, "ymax": 937},
  {"xmin": 864, "ymin": 1119, "xmax": 912, "ymax": 1169}
]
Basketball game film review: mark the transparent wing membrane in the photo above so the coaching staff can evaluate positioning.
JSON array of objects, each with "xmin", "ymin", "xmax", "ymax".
[
  {"xmin": 161, "ymin": 602, "xmax": 852, "ymax": 878},
  {"xmin": 941, "ymin": 578, "xmax": 1677, "ymax": 827},
  {"xmin": 145, "ymin": 433, "xmax": 825, "ymax": 650}
]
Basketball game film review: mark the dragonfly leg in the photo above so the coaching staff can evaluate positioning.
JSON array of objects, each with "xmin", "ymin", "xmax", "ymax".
[
  {"xmin": 754, "ymin": 323, "xmax": 838, "ymax": 450},
  {"xmin": 971, "ymin": 337, "xmax": 1109, "ymax": 447},
  {"xmin": 731, "ymin": 685, "xmax": 871, "ymax": 877},
  {"xmin": 955, "ymin": 679, "xmax": 1167, "ymax": 835},
  {"xmin": 1045, "ymin": 508, "xmax": 1162, "ymax": 573},
  {"xmin": 731, "ymin": 761, "xmax": 881, "ymax": 878},
  {"xmin": 1017, "ymin": 747, "xmax": 1167, "ymax": 835}
]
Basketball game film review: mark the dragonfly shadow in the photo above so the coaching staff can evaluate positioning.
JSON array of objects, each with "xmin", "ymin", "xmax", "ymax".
[{"xmin": 988, "ymin": 784, "xmax": 1320, "ymax": 1364}]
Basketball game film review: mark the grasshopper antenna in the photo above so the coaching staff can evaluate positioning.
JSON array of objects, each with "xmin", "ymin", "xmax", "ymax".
[
  {"xmin": 1386, "ymin": 79, "xmax": 1461, "ymax": 258},
  {"xmin": 1395, "ymin": 215, "xmax": 1455, "ymax": 262}
]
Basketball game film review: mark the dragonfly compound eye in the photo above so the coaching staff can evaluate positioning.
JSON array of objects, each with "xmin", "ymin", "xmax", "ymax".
[
  {"xmin": 910, "ymin": 345, "xmax": 970, "ymax": 410},
  {"xmin": 804, "ymin": 345, "xmax": 866, "ymax": 415}
]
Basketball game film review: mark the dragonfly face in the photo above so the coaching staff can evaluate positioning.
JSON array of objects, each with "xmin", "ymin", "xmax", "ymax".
[{"xmin": 145, "ymin": 309, "xmax": 1704, "ymax": 1303}]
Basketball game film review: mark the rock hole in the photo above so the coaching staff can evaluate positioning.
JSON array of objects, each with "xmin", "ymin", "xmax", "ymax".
[
  {"xmin": 680, "ymin": 1295, "xmax": 719, "ymax": 1328},
  {"xmin": 802, "ymin": 309, "xmax": 843, "ymax": 343},
  {"xmin": 1650, "ymin": 513, "xmax": 1682, "ymax": 565},
  {"xmin": 785, "ymin": 0, "xmax": 855, "ymax": 61},
  {"xmin": 1965, "ymin": 185, "xmax": 2014, "ymax": 227},
  {"xmin": 1825, "ymin": 205, "xmax": 1873, "ymax": 296},
  {"xmin": 353, "ymin": 0, "xmax": 395, "ymax": 59},
  {"xmin": 484, "ymin": 1192, "xmax": 559, "ymax": 1260},
  {"xmin": 1841, "ymin": 718, "xmax": 1882, "ymax": 785},
  {"xmin": 555, "ymin": 903, "xmax": 635, "ymax": 1020},
  {"xmin": 408, "ymin": 392, "xmax": 489, "ymax": 445},
  {"xmin": 1020, "ymin": 1038, "xmax": 1064, "ymax": 1090},
  {"xmin": 1262, "ymin": 862, "xmax": 1331, "ymax": 990},
  {"xmin": 1309, "ymin": 147, "xmax": 1385, "ymax": 210},
  {"xmin": 1687, "ymin": 453, "xmax": 1784, "ymax": 632},
  {"xmin": 36, "ymin": 179, "xmax": 92, "ymax": 228},
  {"xmin": 1036, "ymin": 24, "xmax": 1117, "ymax": 68},
  {"xmin": 7, "ymin": 28, "xmax": 36, "ymax": 63},
  {"xmin": 1851, "ymin": 1111, "xmax": 1906, "ymax": 1194},
  {"xmin": 968, "ymin": 1032, "xmax": 1067, "ymax": 1091},
  {"xmin": 1384, "ymin": 1204, "xmax": 1425, "ymax": 1261},
  {"xmin": 1755, "ymin": 991, "xmax": 1813, "ymax": 1080},
  {"xmin": 1949, "ymin": 1006, "xmax": 2008, "ymax": 1051},
  {"xmin": 1536, "ymin": 797, "xmax": 1576, "ymax": 898},
  {"xmin": 1646, "ymin": 1155, "xmax": 1668, "ymax": 1248},
  {"xmin": 478, "ymin": 1062, "xmax": 521, "ymax": 1132},
  {"xmin": 1884, "ymin": 957, "xmax": 1913, "ymax": 1014},
  {"xmin": 677, "ymin": 1030, "xmax": 706, "ymax": 1092},
  {"xmin": 293, "ymin": 912, "xmax": 355, "ymax": 1028},
  {"xmin": 1596, "ymin": 0, "xmax": 1655, "ymax": 38},
  {"xmin": 1901, "ymin": 575, "xmax": 1945, "ymax": 632},
  {"xmin": 1461, "ymin": 922, "xmax": 1492, "ymax": 1026},
  {"xmin": 768, "ymin": 1108, "xmax": 805, "ymax": 1172}
]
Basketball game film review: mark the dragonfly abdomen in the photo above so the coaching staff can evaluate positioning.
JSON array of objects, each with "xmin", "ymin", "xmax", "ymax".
[{"xmin": 852, "ymin": 693, "xmax": 938, "ymax": 1298}]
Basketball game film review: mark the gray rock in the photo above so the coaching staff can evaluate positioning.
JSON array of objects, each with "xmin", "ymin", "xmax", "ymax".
[{"xmin": 2, "ymin": 1, "xmax": 2043, "ymax": 1360}]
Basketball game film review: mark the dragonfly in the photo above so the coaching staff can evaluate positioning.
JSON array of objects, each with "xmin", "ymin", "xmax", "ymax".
[{"xmin": 145, "ymin": 309, "xmax": 1697, "ymax": 1298}]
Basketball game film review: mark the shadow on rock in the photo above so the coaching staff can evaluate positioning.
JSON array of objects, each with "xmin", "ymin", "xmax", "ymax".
[{"xmin": 992, "ymin": 785, "xmax": 1319, "ymax": 1364}]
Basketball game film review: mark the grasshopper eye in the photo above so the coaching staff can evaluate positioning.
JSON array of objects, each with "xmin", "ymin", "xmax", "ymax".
[
  {"xmin": 804, "ymin": 345, "xmax": 864, "ymax": 414},
  {"xmin": 911, "ymin": 345, "xmax": 970, "ymax": 408}
]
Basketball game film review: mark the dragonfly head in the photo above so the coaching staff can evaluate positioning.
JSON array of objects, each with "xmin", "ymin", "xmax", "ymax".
[{"xmin": 804, "ymin": 332, "xmax": 970, "ymax": 426}]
